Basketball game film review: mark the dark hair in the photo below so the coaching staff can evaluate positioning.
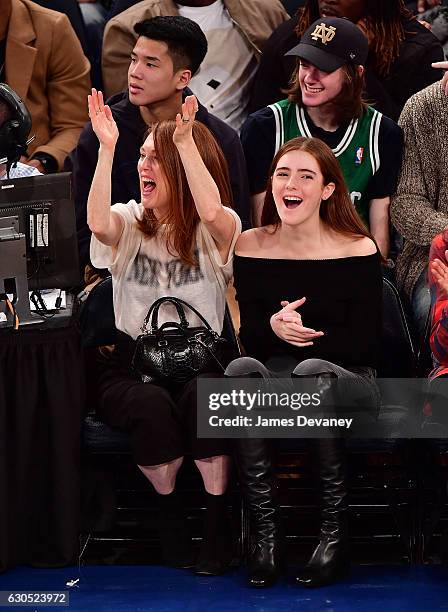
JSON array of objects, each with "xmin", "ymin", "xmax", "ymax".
[
  {"xmin": 286, "ymin": 61, "xmax": 368, "ymax": 122},
  {"xmin": 296, "ymin": 0, "xmax": 413, "ymax": 77},
  {"xmin": 134, "ymin": 16, "xmax": 208, "ymax": 76},
  {"xmin": 261, "ymin": 137, "xmax": 375, "ymax": 246},
  {"xmin": 137, "ymin": 120, "xmax": 232, "ymax": 267}
]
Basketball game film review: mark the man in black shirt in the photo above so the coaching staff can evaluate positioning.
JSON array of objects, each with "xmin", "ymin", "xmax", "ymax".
[{"xmin": 71, "ymin": 15, "xmax": 250, "ymax": 273}]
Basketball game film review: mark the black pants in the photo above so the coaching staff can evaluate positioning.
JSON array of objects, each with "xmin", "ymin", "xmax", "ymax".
[
  {"xmin": 96, "ymin": 333, "xmax": 231, "ymax": 466},
  {"xmin": 225, "ymin": 356, "xmax": 381, "ymax": 428}
]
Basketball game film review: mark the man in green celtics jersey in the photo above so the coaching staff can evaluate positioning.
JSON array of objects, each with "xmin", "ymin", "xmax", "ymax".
[{"xmin": 241, "ymin": 16, "xmax": 403, "ymax": 258}]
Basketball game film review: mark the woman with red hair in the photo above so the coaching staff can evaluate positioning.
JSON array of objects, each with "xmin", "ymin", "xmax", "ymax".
[{"xmin": 86, "ymin": 89, "xmax": 241, "ymax": 576}]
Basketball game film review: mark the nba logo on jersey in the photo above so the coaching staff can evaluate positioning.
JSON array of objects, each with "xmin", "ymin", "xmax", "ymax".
[{"xmin": 355, "ymin": 147, "xmax": 364, "ymax": 166}]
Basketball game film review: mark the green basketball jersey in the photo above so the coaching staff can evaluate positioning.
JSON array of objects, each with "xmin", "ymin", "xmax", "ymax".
[{"xmin": 268, "ymin": 99, "xmax": 383, "ymax": 228}]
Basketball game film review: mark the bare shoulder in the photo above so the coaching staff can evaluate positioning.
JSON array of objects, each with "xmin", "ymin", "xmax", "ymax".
[
  {"xmin": 235, "ymin": 226, "xmax": 276, "ymax": 256},
  {"xmin": 346, "ymin": 236, "xmax": 378, "ymax": 257}
]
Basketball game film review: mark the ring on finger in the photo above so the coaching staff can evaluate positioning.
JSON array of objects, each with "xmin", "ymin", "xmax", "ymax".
[{"xmin": 182, "ymin": 117, "xmax": 189, "ymax": 124}]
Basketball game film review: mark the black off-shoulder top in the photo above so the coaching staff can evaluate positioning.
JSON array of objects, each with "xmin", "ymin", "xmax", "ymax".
[{"xmin": 234, "ymin": 252, "xmax": 382, "ymax": 370}]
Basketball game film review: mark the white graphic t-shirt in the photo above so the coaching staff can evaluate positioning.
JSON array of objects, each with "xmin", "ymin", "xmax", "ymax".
[
  {"xmin": 90, "ymin": 200, "xmax": 241, "ymax": 339},
  {"xmin": 176, "ymin": 0, "xmax": 257, "ymax": 132}
]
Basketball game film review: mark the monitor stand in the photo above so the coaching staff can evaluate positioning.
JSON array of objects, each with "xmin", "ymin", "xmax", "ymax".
[{"xmin": 0, "ymin": 215, "xmax": 44, "ymax": 327}]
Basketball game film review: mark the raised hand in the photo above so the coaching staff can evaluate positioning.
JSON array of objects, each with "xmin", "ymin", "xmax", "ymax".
[
  {"xmin": 430, "ymin": 250, "xmax": 448, "ymax": 296},
  {"xmin": 88, "ymin": 88, "xmax": 118, "ymax": 152},
  {"xmin": 270, "ymin": 297, "xmax": 324, "ymax": 348},
  {"xmin": 173, "ymin": 95, "xmax": 198, "ymax": 147},
  {"xmin": 418, "ymin": 0, "xmax": 441, "ymax": 13},
  {"xmin": 432, "ymin": 61, "xmax": 448, "ymax": 97}
]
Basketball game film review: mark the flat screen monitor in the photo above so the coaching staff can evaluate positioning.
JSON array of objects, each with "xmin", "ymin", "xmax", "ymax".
[{"xmin": 0, "ymin": 172, "xmax": 80, "ymax": 290}]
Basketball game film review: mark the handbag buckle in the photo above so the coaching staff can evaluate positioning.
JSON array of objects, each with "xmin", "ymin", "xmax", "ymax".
[
  {"xmin": 158, "ymin": 340, "xmax": 168, "ymax": 347},
  {"xmin": 189, "ymin": 332, "xmax": 204, "ymax": 343}
]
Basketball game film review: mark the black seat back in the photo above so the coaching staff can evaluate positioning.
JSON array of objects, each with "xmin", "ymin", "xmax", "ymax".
[
  {"xmin": 78, "ymin": 276, "xmax": 117, "ymax": 348},
  {"xmin": 379, "ymin": 277, "xmax": 416, "ymax": 378}
]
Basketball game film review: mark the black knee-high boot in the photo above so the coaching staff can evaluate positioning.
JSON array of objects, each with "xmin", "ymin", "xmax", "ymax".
[
  {"xmin": 234, "ymin": 437, "xmax": 281, "ymax": 588},
  {"xmin": 156, "ymin": 490, "xmax": 195, "ymax": 568},
  {"xmin": 195, "ymin": 491, "xmax": 233, "ymax": 576},
  {"xmin": 296, "ymin": 437, "xmax": 349, "ymax": 587}
]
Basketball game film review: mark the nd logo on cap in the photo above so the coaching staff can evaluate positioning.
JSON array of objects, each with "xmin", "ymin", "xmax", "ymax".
[{"xmin": 311, "ymin": 23, "xmax": 337, "ymax": 46}]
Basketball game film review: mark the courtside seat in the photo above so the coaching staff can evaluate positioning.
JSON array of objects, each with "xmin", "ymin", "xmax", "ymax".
[{"xmin": 83, "ymin": 413, "xmax": 131, "ymax": 453}]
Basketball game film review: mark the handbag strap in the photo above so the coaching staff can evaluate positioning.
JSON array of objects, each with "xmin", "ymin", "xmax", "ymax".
[
  {"xmin": 142, "ymin": 296, "xmax": 189, "ymax": 332},
  {"xmin": 167, "ymin": 297, "xmax": 216, "ymax": 331},
  {"xmin": 143, "ymin": 296, "xmax": 216, "ymax": 334},
  {"xmin": 191, "ymin": 335, "xmax": 226, "ymax": 372}
]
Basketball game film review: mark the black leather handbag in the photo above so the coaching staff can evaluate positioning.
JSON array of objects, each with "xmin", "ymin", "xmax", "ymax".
[{"xmin": 132, "ymin": 296, "xmax": 228, "ymax": 385}]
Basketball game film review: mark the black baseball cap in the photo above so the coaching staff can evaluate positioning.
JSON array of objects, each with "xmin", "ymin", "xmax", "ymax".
[{"xmin": 285, "ymin": 17, "xmax": 368, "ymax": 72}]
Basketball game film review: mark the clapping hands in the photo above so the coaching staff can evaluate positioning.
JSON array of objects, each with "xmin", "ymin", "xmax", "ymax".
[
  {"xmin": 430, "ymin": 249, "xmax": 448, "ymax": 296},
  {"xmin": 270, "ymin": 297, "xmax": 324, "ymax": 348}
]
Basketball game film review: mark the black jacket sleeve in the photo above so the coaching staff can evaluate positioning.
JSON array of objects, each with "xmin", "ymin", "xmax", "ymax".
[
  {"xmin": 68, "ymin": 123, "xmax": 100, "ymax": 273},
  {"xmin": 365, "ymin": 116, "xmax": 404, "ymax": 201},
  {"xmin": 377, "ymin": 19, "xmax": 444, "ymax": 121},
  {"xmin": 224, "ymin": 132, "xmax": 252, "ymax": 231},
  {"xmin": 206, "ymin": 115, "xmax": 252, "ymax": 230},
  {"xmin": 240, "ymin": 109, "xmax": 276, "ymax": 196},
  {"xmin": 248, "ymin": 16, "xmax": 298, "ymax": 113},
  {"xmin": 364, "ymin": 70, "xmax": 402, "ymax": 123}
]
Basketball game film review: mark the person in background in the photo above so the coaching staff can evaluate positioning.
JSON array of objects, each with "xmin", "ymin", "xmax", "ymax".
[
  {"xmin": 101, "ymin": 0, "xmax": 289, "ymax": 132},
  {"xmin": 406, "ymin": 0, "xmax": 446, "ymax": 14},
  {"xmin": 32, "ymin": 0, "xmax": 90, "ymax": 55},
  {"xmin": 390, "ymin": 61, "xmax": 448, "ymax": 346},
  {"xmin": 282, "ymin": 0, "xmax": 306, "ymax": 15},
  {"xmin": 71, "ymin": 16, "xmax": 250, "ymax": 274},
  {"xmin": 227, "ymin": 136, "xmax": 382, "ymax": 588},
  {"xmin": 77, "ymin": 0, "xmax": 112, "ymax": 89},
  {"xmin": 428, "ymin": 230, "xmax": 448, "ymax": 380},
  {"xmin": 241, "ymin": 16, "xmax": 402, "ymax": 259},
  {"xmin": 249, "ymin": 0, "xmax": 444, "ymax": 122},
  {"xmin": 87, "ymin": 89, "xmax": 241, "ymax": 575},
  {"xmin": 426, "ymin": 229, "xmax": 448, "ymax": 423},
  {"xmin": 1, "ymin": 0, "xmax": 91, "ymax": 174},
  {"xmin": 413, "ymin": 1, "xmax": 448, "ymax": 56},
  {"xmin": 0, "ymin": 84, "xmax": 40, "ymax": 180}
]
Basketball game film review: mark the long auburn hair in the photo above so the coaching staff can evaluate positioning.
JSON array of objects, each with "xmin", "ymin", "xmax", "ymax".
[
  {"xmin": 286, "ymin": 62, "xmax": 368, "ymax": 123},
  {"xmin": 261, "ymin": 136, "xmax": 375, "ymax": 244},
  {"xmin": 137, "ymin": 120, "xmax": 232, "ymax": 266},
  {"xmin": 296, "ymin": 0, "xmax": 413, "ymax": 78}
]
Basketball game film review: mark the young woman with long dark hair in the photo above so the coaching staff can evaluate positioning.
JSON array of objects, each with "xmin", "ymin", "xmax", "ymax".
[
  {"xmin": 227, "ymin": 136, "xmax": 382, "ymax": 588},
  {"xmin": 86, "ymin": 89, "xmax": 241, "ymax": 576}
]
